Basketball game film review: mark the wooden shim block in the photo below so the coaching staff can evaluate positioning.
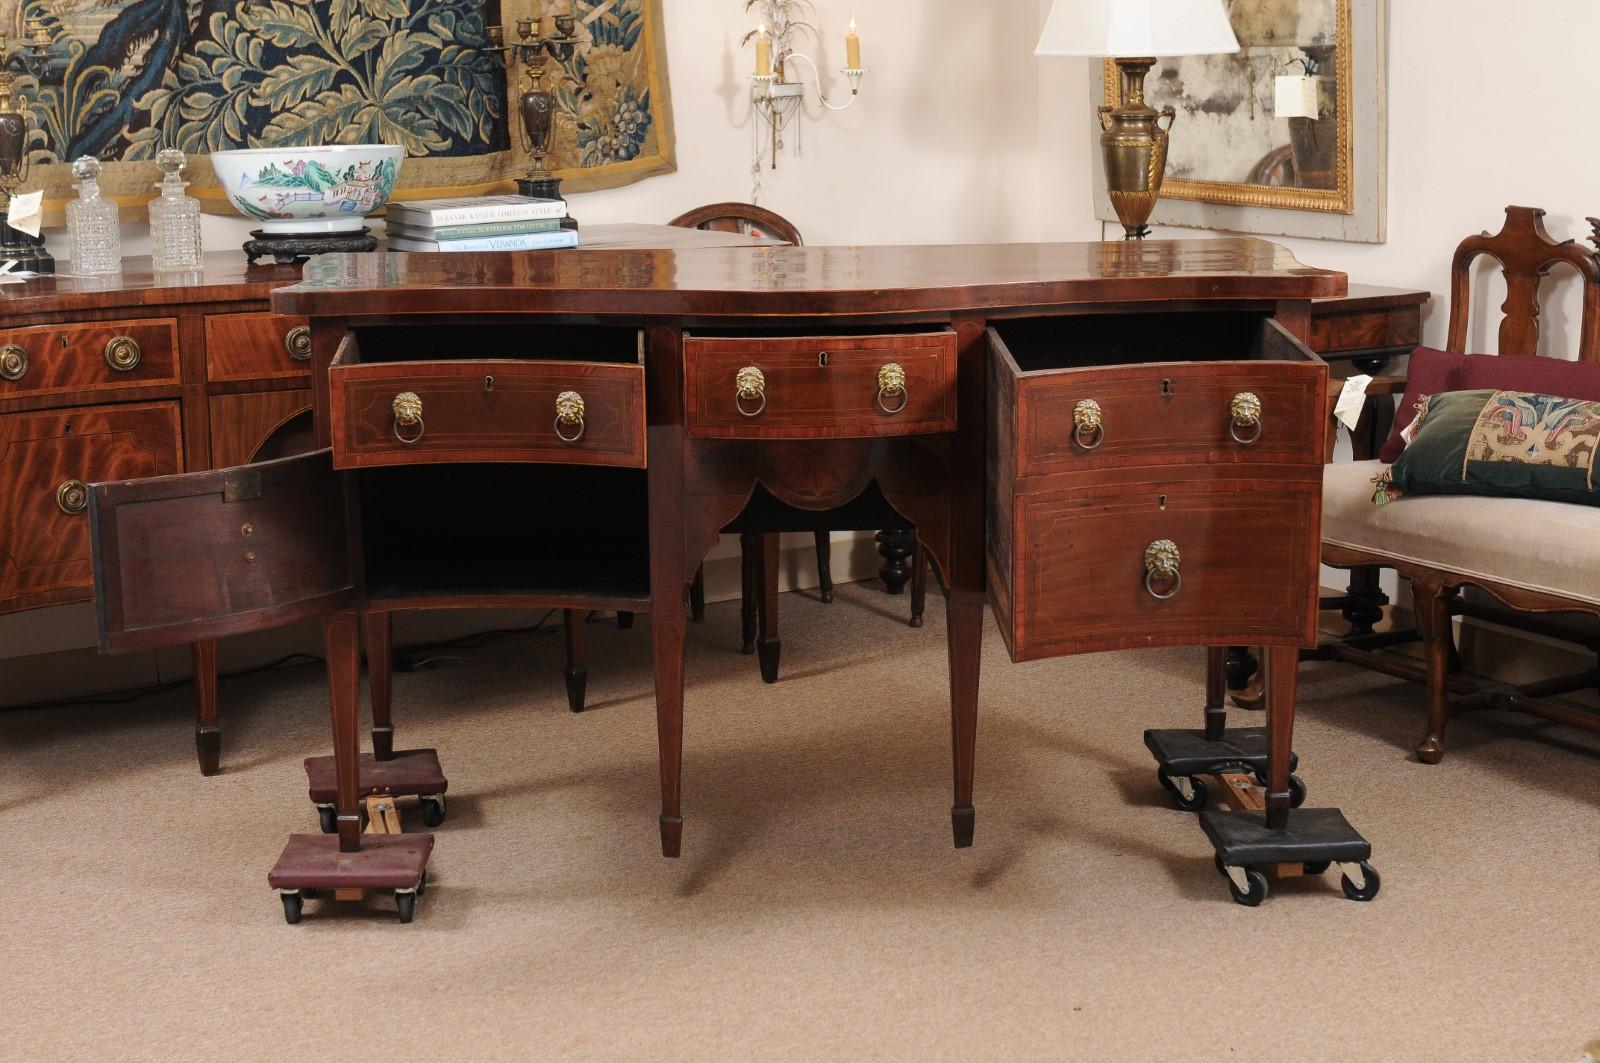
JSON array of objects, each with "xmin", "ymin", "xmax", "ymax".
[
  {"xmin": 364, "ymin": 794, "xmax": 403, "ymax": 835},
  {"xmin": 1211, "ymin": 772, "xmax": 1303, "ymax": 878},
  {"xmin": 333, "ymin": 887, "xmax": 364, "ymax": 902}
]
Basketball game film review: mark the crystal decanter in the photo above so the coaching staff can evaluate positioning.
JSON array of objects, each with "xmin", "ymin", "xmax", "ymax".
[
  {"xmin": 66, "ymin": 156, "xmax": 121, "ymax": 275},
  {"xmin": 148, "ymin": 148, "xmax": 202, "ymax": 272}
]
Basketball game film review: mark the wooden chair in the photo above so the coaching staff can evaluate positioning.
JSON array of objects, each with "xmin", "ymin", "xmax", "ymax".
[
  {"xmin": 1311, "ymin": 205, "xmax": 1600, "ymax": 761},
  {"xmin": 668, "ymin": 203, "xmax": 926, "ymax": 680}
]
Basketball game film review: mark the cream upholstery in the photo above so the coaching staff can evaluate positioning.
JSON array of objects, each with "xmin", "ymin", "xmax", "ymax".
[{"xmin": 1322, "ymin": 459, "xmax": 1600, "ymax": 607}]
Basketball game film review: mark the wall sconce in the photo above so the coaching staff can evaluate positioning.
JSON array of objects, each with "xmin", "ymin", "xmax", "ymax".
[{"xmin": 745, "ymin": 4, "xmax": 866, "ymax": 198}]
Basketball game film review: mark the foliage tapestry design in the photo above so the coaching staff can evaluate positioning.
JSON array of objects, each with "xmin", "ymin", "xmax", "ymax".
[{"xmin": 3, "ymin": 0, "xmax": 675, "ymax": 212}]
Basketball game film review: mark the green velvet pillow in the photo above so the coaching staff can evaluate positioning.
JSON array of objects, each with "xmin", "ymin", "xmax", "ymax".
[{"xmin": 1377, "ymin": 389, "xmax": 1600, "ymax": 506}]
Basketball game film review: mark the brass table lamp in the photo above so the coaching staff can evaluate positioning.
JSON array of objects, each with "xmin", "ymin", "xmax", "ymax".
[{"xmin": 1036, "ymin": 0, "xmax": 1239, "ymax": 240}]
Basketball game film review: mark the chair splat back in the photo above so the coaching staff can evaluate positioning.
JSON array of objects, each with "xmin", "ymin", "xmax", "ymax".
[
  {"xmin": 668, "ymin": 203, "xmax": 803, "ymax": 246},
  {"xmin": 1447, "ymin": 205, "xmax": 1600, "ymax": 361}
]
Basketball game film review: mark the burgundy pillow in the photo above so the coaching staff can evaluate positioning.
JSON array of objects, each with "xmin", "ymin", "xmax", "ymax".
[
  {"xmin": 1458, "ymin": 353, "xmax": 1600, "ymax": 403},
  {"xmin": 1378, "ymin": 348, "xmax": 1466, "ymax": 463}
]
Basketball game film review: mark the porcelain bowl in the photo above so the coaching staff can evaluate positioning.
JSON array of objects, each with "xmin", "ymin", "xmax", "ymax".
[{"xmin": 210, "ymin": 144, "xmax": 404, "ymax": 235}]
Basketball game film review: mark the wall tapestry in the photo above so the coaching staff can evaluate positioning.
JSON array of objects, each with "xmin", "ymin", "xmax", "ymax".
[{"xmin": 4, "ymin": 0, "xmax": 675, "ymax": 217}]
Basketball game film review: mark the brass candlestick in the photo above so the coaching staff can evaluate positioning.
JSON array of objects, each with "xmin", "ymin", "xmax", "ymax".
[
  {"xmin": 481, "ymin": 4, "xmax": 579, "ymax": 203},
  {"xmin": 1097, "ymin": 57, "xmax": 1175, "ymax": 241},
  {"xmin": 0, "ymin": 23, "xmax": 54, "ymax": 272}
]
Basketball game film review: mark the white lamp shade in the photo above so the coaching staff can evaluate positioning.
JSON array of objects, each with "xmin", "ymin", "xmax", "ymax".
[{"xmin": 1034, "ymin": 0, "xmax": 1241, "ymax": 58}]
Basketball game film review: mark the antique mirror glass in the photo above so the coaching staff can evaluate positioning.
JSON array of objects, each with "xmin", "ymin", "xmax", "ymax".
[{"xmin": 1093, "ymin": 0, "xmax": 1386, "ymax": 242}]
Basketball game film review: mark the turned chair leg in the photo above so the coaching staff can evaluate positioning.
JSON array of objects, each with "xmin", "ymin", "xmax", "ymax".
[
  {"xmin": 739, "ymin": 532, "xmax": 758, "ymax": 654},
  {"xmin": 814, "ymin": 530, "xmax": 834, "ymax": 603},
  {"xmin": 876, "ymin": 528, "xmax": 916, "ymax": 595},
  {"xmin": 909, "ymin": 540, "xmax": 928, "ymax": 628},
  {"xmin": 564, "ymin": 609, "xmax": 588, "ymax": 713},
  {"xmin": 756, "ymin": 532, "xmax": 782, "ymax": 683},
  {"xmin": 365, "ymin": 612, "xmax": 394, "ymax": 760},
  {"xmin": 191, "ymin": 640, "xmax": 221, "ymax": 776},
  {"xmin": 1414, "ymin": 576, "xmax": 1453, "ymax": 764}
]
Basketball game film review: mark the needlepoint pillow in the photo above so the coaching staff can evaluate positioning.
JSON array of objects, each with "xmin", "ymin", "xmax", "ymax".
[{"xmin": 1377, "ymin": 389, "xmax": 1600, "ymax": 506}]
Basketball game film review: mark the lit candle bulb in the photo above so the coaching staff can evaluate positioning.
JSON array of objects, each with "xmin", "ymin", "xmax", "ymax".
[
  {"xmin": 755, "ymin": 20, "xmax": 771, "ymax": 77},
  {"xmin": 846, "ymin": 14, "xmax": 861, "ymax": 70}
]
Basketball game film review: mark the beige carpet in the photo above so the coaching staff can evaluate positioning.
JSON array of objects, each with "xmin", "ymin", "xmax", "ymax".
[{"xmin": 3, "ymin": 584, "xmax": 1597, "ymax": 1061}]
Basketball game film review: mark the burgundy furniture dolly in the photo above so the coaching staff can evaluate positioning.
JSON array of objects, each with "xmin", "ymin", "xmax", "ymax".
[
  {"xmin": 305, "ymin": 748, "xmax": 449, "ymax": 833},
  {"xmin": 267, "ymin": 833, "xmax": 434, "ymax": 924}
]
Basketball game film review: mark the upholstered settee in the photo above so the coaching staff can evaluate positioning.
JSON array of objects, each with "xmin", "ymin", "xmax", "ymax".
[{"xmin": 1312, "ymin": 206, "xmax": 1600, "ymax": 762}]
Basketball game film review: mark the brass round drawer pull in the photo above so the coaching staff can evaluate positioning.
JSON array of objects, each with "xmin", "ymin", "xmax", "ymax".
[
  {"xmin": 392, "ymin": 391, "xmax": 425, "ymax": 445},
  {"xmin": 735, "ymin": 365, "xmax": 766, "ymax": 417},
  {"xmin": 555, "ymin": 390, "xmax": 586, "ymax": 443},
  {"xmin": 284, "ymin": 325, "xmax": 312, "ymax": 362},
  {"xmin": 104, "ymin": 335, "xmax": 142, "ymax": 372},
  {"xmin": 1230, "ymin": 391, "xmax": 1263, "ymax": 445},
  {"xmin": 1073, "ymin": 398, "xmax": 1104, "ymax": 450},
  {"xmin": 876, "ymin": 362, "xmax": 909, "ymax": 415},
  {"xmin": 0, "ymin": 344, "xmax": 26, "ymax": 381},
  {"xmin": 56, "ymin": 479, "xmax": 88, "ymax": 515},
  {"xmin": 1143, "ymin": 538, "xmax": 1181, "ymax": 600}
]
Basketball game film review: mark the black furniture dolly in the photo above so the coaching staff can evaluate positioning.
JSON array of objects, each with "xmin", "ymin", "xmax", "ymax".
[{"xmin": 1144, "ymin": 648, "xmax": 1380, "ymax": 907}]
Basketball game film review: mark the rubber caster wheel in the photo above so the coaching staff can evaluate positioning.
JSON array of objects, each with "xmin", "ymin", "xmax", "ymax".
[
  {"xmin": 1303, "ymin": 860, "xmax": 1331, "ymax": 876},
  {"xmin": 1157, "ymin": 768, "xmax": 1208, "ymax": 812},
  {"xmin": 281, "ymin": 892, "xmax": 303, "ymax": 925},
  {"xmin": 1251, "ymin": 772, "xmax": 1308, "ymax": 808},
  {"xmin": 1227, "ymin": 868, "xmax": 1269, "ymax": 907},
  {"xmin": 318, "ymin": 807, "xmax": 336, "ymax": 834},
  {"xmin": 397, "ymin": 891, "xmax": 416, "ymax": 924},
  {"xmin": 416, "ymin": 871, "xmax": 427, "ymax": 897},
  {"xmin": 421, "ymin": 799, "xmax": 445, "ymax": 828},
  {"xmin": 1340, "ymin": 862, "xmax": 1381, "ymax": 902}
]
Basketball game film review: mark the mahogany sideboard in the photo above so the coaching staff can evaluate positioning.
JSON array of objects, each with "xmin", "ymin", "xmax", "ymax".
[{"xmin": 73, "ymin": 235, "xmax": 1365, "ymax": 892}]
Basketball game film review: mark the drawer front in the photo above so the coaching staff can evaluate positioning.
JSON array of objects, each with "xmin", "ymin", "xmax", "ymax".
[
  {"xmin": 1309, "ymin": 304, "xmax": 1421, "ymax": 355},
  {"xmin": 205, "ymin": 312, "xmax": 314, "ymax": 384},
  {"xmin": 0, "ymin": 319, "xmax": 179, "ymax": 400},
  {"xmin": 1016, "ymin": 362, "xmax": 1323, "ymax": 475},
  {"xmin": 1007, "ymin": 477, "xmax": 1319, "ymax": 660},
  {"xmin": 329, "ymin": 360, "xmax": 645, "ymax": 469},
  {"xmin": 0, "ymin": 402, "xmax": 183, "ymax": 613},
  {"xmin": 684, "ymin": 331, "xmax": 957, "ymax": 439}
]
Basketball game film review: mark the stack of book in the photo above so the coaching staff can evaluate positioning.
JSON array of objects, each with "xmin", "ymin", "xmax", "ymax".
[{"xmin": 385, "ymin": 194, "xmax": 577, "ymax": 252}]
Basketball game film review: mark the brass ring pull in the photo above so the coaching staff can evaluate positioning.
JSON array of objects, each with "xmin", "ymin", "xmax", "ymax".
[
  {"xmin": 104, "ymin": 336, "xmax": 142, "ymax": 372},
  {"xmin": 1143, "ymin": 539, "xmax": 1182, "ymax": 600},
  {"xmin": 876, "ymin": 362, "xmax": 909, "ymax": 415},
  {"xmin": 1229, "ymin": 391, "xmax": 1263, "ymax": 445},
  {"xmin": 284, "ymin": 325, "xmax": 312, "ymax": 362},
  {"xmin": 735, "ymin": 365, "xmax": 767, "ymax": 418},
  {"xmin": 554, "ymin": 390, "xmax": 586, "ymax": 443},
  {"xmin": 392, "ymin": 391, "xmax": 425, "ymax": 445},
  {"xmin": 1073, "ymin": 398, "xmax": 1104, "ymax": 450},
  {"xmin": 0, "ymin": 344, "xmax": 26, "ymax": 381},
  {"xmin": 56, "ymin": 479, "xmax": 88, "ymax": 515}
]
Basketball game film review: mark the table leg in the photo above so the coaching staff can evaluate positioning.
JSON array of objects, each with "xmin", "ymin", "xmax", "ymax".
[
  {"xmin": 947, "ymin": 587, "xmax": 983, "ymax": 848},
  {"xmin": 365, "ymin": 612, "xmax": 394, "ymax": 760},
  {"xmin": 563, "ymin": 609, "xmax": 588, "ymax": 713},
  {"xmin": 191, "ymin": 640, "xmax": 220, "ymax": 776},
  {"xmin": 325, "ymin": 610, "xmax": 365, "ymax": 853},
  {"xmin": 756, "ymin": 532, "xmax": 781, "ymax": 684},
  {"xmin": 1264, "ymin": 644, "xmax": 1297, "ymax": 830},
  {"xmin": 1204, "ymin": 646, "xmax": 1227, "ymax": 741},
  {"xmin": 647, "ymin": 325, "xmax": 687, "ymax": 858}
]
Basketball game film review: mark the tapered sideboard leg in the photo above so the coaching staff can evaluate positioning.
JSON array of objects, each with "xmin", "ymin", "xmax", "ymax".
[
  {"xmin": 365, "ymin": 612, "xmax": 394, "ymax": 760},
  {"xmin": 1264, "ymin": 645, "xmax": 1298, "ymax": 831},
  {"xmin": 325, "ymin": 611, "xmax": 366, "ymax": 852},
  {"xmin": 947, "ymin": 589, "xmax": 982, "ymax": 848},
  {"xmin": 191, "ymin": 640, "xmax": 221, "ymax": 776}
]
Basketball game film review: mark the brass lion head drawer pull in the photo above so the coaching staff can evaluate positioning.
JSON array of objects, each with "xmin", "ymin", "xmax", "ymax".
[
  {"xmin": 284, "ymin": 325, "xmax": 312, "ymax": 362},
  {"xmin": 735, "ymin": 365, "xmax": 767, "ymax": 417},
  {"xmin": 104, "ymin": 335, "xmax": 142, "ymax": 372},
  {"xmin": 876, "ymin": 362, "xmax": 909, "ymax": 415},
  {"xmin": 1143, "ymin": 539, "xmax": 1181, "ymax": 600},
  {"xmin": 392, "ymin": 391, "xmax": 425, "ymax": 445},
  {"xmin": 56, "ymin": 479, "xmax": 88, "ymax": 515},
  {"xmin": 0, "ymin": 344, "xmax": 26, "ymax": 381},
  {"xmin": 1072, "ymin": 398, "xmax": 1104, "ymax": 450},
  {"xmin": 555, "ymin": 390, "xmax": 586, "ymax": 443},
  {"xmin": 1230, "ymin": 391, "xmax": 1263, "ymax": 445}
]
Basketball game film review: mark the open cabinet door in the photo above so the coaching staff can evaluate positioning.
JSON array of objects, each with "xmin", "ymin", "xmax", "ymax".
[{"xmin": 89, "ymin": 449, "xmax": 359, "ymax": 654}]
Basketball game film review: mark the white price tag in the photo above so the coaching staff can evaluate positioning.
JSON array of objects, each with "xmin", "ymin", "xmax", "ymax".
[
  {"xmin": 7, "ymin": 190, "xmax": 44, "ymax": 238},
  {"xmin": 1334, "ymin": 374, "xmax": 1372, "ymax": 430},
  {"xmin": 1274, "ymin": 75, "xmax": 1320, "ymax": 120}
]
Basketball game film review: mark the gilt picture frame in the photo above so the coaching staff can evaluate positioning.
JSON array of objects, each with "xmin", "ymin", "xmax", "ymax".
[{"xmin": 1091, "ymin": 0, "xmax": 1386, "ymax": 242}]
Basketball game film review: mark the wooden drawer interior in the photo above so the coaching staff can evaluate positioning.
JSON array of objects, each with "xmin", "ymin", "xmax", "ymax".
[
  {"xmin": 205, "ymin": 312, "xmax": 313, "ymax": 384},
  {"xmin": 0, "ymin": 402, "xmax": 182, "ymax": 612},
  {"xmin": 684, "ymin": 328, "xmax": 957, "ymax": 439},
  {"xmin": 0, "ymin": 318, "xmax": 179, "ymax": 400}
]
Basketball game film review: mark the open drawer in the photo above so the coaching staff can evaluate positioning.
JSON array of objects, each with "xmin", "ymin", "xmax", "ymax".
[{"xmin": 326, "ymin": 325, "xmax": 646, "ymax": 469}]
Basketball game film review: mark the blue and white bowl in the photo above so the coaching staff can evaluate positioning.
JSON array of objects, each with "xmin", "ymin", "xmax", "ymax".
[{"xmin": 210, "ymin": 144, "xmax": 404, "ymax": 235}]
